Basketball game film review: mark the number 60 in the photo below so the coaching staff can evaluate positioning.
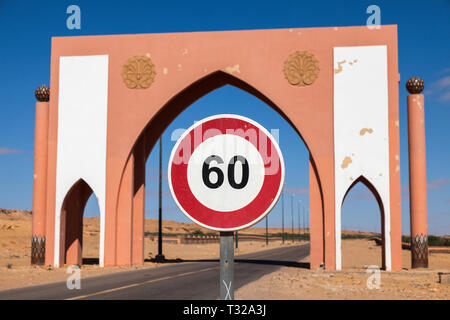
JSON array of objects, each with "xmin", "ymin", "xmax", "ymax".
[{"xmin": 202, "ymin": 155, "xmax": 249, "ymax": 189}]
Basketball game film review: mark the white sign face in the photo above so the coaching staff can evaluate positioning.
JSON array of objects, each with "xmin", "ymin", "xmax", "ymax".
[
  {"xmin": 187, "ymin": 134, "xmax": 265, "ymax": 212},
  {"xmin": 168, "ymin": 114, "xmax": 285, "ymax": 231}
]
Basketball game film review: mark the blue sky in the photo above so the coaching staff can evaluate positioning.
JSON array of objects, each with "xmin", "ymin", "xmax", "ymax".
[{"xmin": 0, "ymin": 0, "xmax": 449, "ymax": 235}]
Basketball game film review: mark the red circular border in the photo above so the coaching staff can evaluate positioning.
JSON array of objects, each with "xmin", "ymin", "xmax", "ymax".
[{"xmin": 170, "ymin": 117, "xmax": 283, "ymax": 230}]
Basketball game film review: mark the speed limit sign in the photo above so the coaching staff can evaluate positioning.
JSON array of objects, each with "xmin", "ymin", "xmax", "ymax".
[{"xmin": 168, "ymin": 114, "xmax": 285, "ymax": 231}]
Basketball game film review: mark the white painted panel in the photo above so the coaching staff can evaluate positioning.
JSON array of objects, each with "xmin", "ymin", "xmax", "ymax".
[
  {"xmin": 54, "ymin": 55, "xmax": 109, "ymax": 267},
  {"xmin": 333, "ymin": 46, "xmax": 391, "ymax": 270}
]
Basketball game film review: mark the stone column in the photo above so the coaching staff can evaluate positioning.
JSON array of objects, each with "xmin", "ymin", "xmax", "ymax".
[
  {"xmin": 31, "ymin": 85, "xmax": 50, "ymax": 265},
  {"xmin": 406, "ymin": 76, "xmax": 428, "ymax": 268}
]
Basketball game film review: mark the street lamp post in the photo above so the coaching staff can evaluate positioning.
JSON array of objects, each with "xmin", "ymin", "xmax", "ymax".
[
  {"xmin": 298, "ymin": 200, "xmax": 301, "ymax": 241},
  {"xmin": 281, "ymin": 191, "xmax": 285, "ymax": 244},
  {"xmin": 302, "ymin": 205, "xmax": 306, "ymax": 240},
  {"xmin": 306, "ymin": 207, "xmax": 309, "ymax": 237},
  {"xmin": 291, "ymin": 194, "xmax": 294, "ymax": 243},
  {"xmin": 155, "ymin": 137, "xmax": 165, "ymax": 262}
]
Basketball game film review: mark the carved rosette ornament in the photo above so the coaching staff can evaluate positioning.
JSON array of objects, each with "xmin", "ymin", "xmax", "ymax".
[
  {"xmin": 283, "ymin": 51, "xmax": 320, "ymax": 86},
  {"xmin": 122, "ymin": 55, "xmax": 156, "ymax": 89}
]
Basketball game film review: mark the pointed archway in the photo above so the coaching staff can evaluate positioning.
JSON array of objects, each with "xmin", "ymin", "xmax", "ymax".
[
  {"xmin": 110, "ymin": 70, "xmax": 326, "ymax": 267},
  {"xmin": 338, "ymin": 175, "xmax": 386, "ymax": 270},
  {"xmin": 59, "ymin": 179, "xmax": 102, "ymax": 266}
]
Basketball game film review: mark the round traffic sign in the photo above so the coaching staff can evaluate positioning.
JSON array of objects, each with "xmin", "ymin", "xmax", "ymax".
[{"xmin": 168, "ymin": 114, "xmax": 285, "ymax": 231}]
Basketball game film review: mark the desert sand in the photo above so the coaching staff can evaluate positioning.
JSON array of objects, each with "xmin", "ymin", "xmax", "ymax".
[{"xmin": 236, "ymin": 239, "xmax": 450, "ymax": 300}]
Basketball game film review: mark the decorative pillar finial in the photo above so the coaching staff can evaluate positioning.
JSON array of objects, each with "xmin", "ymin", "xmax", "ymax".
[
  {"xmin": 406, "ymin": 76, "xmax": 424, "ymax": 94},
  {"xmin": 35, "ymin": 85, "xmax": 50, "ymax": 102}
]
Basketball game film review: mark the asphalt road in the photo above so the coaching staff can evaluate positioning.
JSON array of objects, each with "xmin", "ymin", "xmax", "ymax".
[{"xmin": 0, "ymin": 243, "xmax": 309, "ymax": 300}]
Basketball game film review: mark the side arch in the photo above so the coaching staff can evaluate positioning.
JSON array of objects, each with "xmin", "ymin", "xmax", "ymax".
[
  {"xmin": 336, "ymin": 175, "xmax": 388, "ymax": 270},
  {"xmin": 56, "ymin": 179, "xmax": 104, "ymax": 266},
  {"xmin": 112, "ymin": 70, "xmax": 327, "ymax": 266}
]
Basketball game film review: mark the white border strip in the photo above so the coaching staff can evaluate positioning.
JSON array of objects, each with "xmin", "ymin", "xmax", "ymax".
[{"xmin": 54, "ymin": 55, "xmax": 109, "ymax": 267}]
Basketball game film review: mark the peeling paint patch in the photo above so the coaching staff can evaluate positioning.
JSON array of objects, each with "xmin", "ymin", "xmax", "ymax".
[
  {"xmin": 359, "ymin": 128, "xmax": 374, "ymax": 136},
  {"xmin": 182, "ymin": 48, "xmax": 188, "ymax": 55},
  {"xmin": 163, "ymin": 67, "xmax": 168, "ymax": 75},
  {"xmin": 288, "ymin": 28, "xmax": 293, "ymax": 32},
  {"xmin": 341, "ymin": 156, "xmax": 352, "ymax": 169},
  {"xmin": 225, "ymin": 64, "xmax": 240, "ymax": 75},
  {"xmin": 395, "ymin": 120, "xmax": 399, "ymax": 127},
  {"xmin": 349, "ymin": 177, "xmax": 353, "ymax": 181},
  {"xmin": 146, "ymin": 53, "xmax": 151, "ymax": 58},
  {"xmin": 395, "ymin": 165, "xmax": 400, "ymax": 172},
  {"xmin": 297, "ymin": 31, "xmax": 301, "ymax": 36},
  {"xmin": 334, "ymin": 27, "xmax": 338, "ymax": 31},
  {"xmin": 177, "ymin": 64, "xmax": 182, "ymax": 71},
  {"xmin": 204, "ymin": 68, "xmax": 208, "ymax": 73},
  {"xmin": 395, "ymin": 154, "xmax": 399, "ymax": 160},
  {"xmin": 334, "ymin": 60, "xmax": 346, "ymax": 74}
]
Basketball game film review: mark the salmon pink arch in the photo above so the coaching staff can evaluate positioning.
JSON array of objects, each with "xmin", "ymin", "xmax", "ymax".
[
  {"xmin": 31, "ymin": 25, "xmax": 404, "ymax": 270},
  {"xmin": 114, "ymin": 70, "xmax": 324, "ymax": 265}
]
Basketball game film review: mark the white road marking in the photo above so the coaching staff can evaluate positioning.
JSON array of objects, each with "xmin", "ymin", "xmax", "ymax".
[{"xmin": 66, "ymin": 266, "xmax": 217, "ymax": 300}]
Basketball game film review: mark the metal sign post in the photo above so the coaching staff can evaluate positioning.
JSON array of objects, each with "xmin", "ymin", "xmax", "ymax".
[
  {"xmin": 220, "ymin": 231, "xmax": 234, "ymax": 300},
  {"xmin": 265, "ymin": 216, "xmax": 269, "ymax": 245}
]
